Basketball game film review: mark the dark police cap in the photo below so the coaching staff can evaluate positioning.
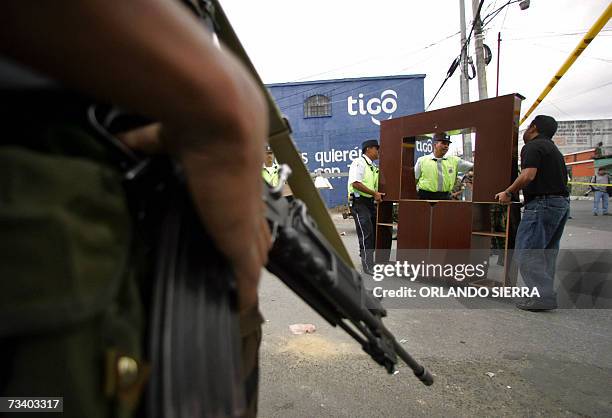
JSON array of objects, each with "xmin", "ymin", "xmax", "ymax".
[
  {"xmin": 433, "ymin": 132, "xmax": 451, "ymax": 143},
  {"xmin": 531, "ymin": 115, "xmax": 558, "ymax": 138},
  {"xmin": 361, "ymin": 139, "xmax": 380, "ymax": 153},
  {"xmin": 265, "ymin": 144, "xmax": 273, "ymax": 153}
]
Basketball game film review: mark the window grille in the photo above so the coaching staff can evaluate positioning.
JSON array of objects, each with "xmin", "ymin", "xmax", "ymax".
[{"xmin": 304, "ymin": 94, "xmax": 331, "ymax": 118}]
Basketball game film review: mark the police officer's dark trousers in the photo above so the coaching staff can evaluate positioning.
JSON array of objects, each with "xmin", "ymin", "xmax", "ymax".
[{"xmin": 351, "ymin": 196, "xmax": 377, "ymax": 271}]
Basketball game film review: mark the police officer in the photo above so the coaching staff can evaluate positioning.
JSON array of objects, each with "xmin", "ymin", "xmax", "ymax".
[
  {"xmin": 415, "ymin": 132, "xmax": 474, "ymax": 200},
  {"xmin": 262, "ymin": 145, "xmax": 280, "ymax": 187},
  {"xmin": 348, "ymin": 139, "xmax": 384, "ymax": 275}
]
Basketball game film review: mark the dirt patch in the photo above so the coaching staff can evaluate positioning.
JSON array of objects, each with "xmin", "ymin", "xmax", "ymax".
[{"xmin": 278, "ymin": 334, "xmax": 359, "ymax": 359}]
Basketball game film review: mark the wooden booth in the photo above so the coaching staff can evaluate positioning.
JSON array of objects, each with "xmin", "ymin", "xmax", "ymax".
[{"xmin": 375, "ymin": 94, "xmax": 524, "ymax": 287}]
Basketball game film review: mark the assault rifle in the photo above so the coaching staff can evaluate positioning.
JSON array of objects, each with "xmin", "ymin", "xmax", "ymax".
[{"xmin": 88, "ymin": 114, "xmax": 432, "ymax": 418}]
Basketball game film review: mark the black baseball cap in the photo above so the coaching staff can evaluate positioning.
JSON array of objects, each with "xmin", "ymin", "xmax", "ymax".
[
  {"xmin": 361, "ymin": 139, "xmax": 380, "ymax": 153},
  {"xmin": 433, "ymin": 132, "xmax": 451, "ymax": 143}
]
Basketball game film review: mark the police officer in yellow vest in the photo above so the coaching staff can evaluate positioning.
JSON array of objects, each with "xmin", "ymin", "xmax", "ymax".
[
  {"xmin": 262, "ymin": 145, "xmax": 280, "ymax": 187},
  {"xmin": 415, "ymin": 132, "xmax": 474, "ymax": 200},
  {"xmin": 348, "ymin": 139, "xmax": 384, "ymax": 275}
]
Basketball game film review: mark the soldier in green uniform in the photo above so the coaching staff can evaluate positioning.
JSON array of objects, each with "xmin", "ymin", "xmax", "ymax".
[{"xmin": 0, "ymin": 0, "xmax": 269, "ymax": 416}]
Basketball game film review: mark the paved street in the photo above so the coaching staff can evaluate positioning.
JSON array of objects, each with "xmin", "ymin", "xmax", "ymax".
[{"xmin": 258, "ymin": 200, "xmax": 612, "ymax": 417}]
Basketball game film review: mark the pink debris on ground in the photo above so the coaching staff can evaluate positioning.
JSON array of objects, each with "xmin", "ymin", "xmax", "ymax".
[{"xmin": 289, "ymin": 323, "xmax": 317, "ymax": 335}]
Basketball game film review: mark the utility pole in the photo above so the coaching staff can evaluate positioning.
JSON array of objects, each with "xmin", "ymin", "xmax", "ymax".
[
  {"xmin": 459, "ymin": 0, "xmax": 472, "ymax": 160},
  {"xmin": 472, "ymin": 0, "xmax": 488, "ymax": 100}
]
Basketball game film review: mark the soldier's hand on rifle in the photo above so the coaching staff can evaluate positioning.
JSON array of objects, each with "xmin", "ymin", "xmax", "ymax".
[
  {"xmin": 118, "ymin": 123, "xmax": 164, "ymax": 154},
  {"xmin": 164, "ymin": 60, "xmax": 271, "ymax": 312}
]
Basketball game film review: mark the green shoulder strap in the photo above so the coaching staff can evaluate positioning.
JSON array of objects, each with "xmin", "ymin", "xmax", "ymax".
[{"xmin": 210, "ymin": 0, "xmax": 353, "ymax": 267}]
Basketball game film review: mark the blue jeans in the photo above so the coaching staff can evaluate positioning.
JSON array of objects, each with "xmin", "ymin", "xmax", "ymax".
[
  {"xmin": 515, "ymin": 196, "xmax": 570, "ymax": 302},
  {"xmin": 593, "ymin": 191, "xmax": 609, "ymax": 215}
]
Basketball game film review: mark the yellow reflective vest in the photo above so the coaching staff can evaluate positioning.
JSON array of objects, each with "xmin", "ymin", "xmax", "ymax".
[
  {"xmin": 348, "ymin": 156, "xmax": 379, "ymax": 198},
  {"xmin": 262, "ymin": 164, "xmax": 280, "ymax": 187},
  {"xmin": 417, "ymin": 155, "xmax": 461, "ymax": 192}
]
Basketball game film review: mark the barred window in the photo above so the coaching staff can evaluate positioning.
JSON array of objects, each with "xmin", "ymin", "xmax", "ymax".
[{"xmin": 304, "ymin": 94, "xmax": 331, "ymax": 118}]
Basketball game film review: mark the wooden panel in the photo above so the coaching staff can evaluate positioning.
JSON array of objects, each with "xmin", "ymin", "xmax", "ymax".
[
  {"xmin": 430, "ymin": 201, "xmax": 472, "ymax": 249},
  {"xmin": 375, "ymin": 201, "xmax": 394, "ymax": 258},
  {"xmin": 400, "ymin": 140, "xmax": 418, "ymax": 200},
  {"xmin": 471, "ymin": 234, "xmax": 491, "ymax": 251},
  {"xmin": 472, "ymin": 95, "xmax": 522, "ymax": 201},
  {"xmin": 379, "ymin": 122, "xmax": 404, "ymax": 201},
  {"xmin": 397, "ymin": 201, "xmax": 431, "ymax": 249},
  {"xmin": 376, "ymin": 201, "xmax": 394, "ymax": 225},
  {"xmin": 375, "ymin": 225, "xmax": 392, "ymax": 263}
]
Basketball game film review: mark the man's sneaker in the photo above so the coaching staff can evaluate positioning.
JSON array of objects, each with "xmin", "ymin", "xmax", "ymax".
[
  {"xmin": 594, "ymin": 213, "xmax": 598, "ymax": 216},
  {"xmin": 604, "ymin": 213, "xmax": 610, "ymax": 216},
  {"xmin": 515, "ymin": 298, "xmax": 557, "ymax": 312}
]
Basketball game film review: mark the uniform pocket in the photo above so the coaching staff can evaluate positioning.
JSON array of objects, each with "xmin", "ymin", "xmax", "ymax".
[{"xmin": 0, "ymin": 146, "xmax": 131, "ymax": 336}]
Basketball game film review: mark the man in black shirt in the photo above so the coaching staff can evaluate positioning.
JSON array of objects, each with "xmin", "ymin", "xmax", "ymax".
[{"xmin": 495, "ymin": 115, "xmax": 569, "ymax": 311}]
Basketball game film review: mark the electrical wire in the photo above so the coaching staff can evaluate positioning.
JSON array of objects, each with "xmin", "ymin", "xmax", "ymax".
[
  {"xmin": 526, "ymin": 42, "xmax": 612, "ymax": 63},
  {"xmin": 504, "ymin": 28, "xmax": 612, "ymax": 41},
  {"xmin": 287, "ymin": 31, "xmax": 458, "ymax": 84},
  {"xmin": 542, "ymin": 80, "xmax": 612, "ymax": 104},
  {"xmin": 271, "ymin": 34, "xmax": 468, "ymax": 115},
  {"xmin": 270, "ymin": 30, "xmax": 460, "ymax": 105}
]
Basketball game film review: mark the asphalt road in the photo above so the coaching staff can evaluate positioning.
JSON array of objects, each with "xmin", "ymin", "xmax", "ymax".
[{"xmin": 258, "ymin": 200, "xmax": 612, "ymax": 417}]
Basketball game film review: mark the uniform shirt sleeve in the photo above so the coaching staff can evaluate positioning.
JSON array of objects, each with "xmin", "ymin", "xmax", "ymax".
[
  {"xmin": 520, "ymin": 143, "xmax": 542, "ymax": 169},
  {"xmin": 414, "ymin": 156, "xmax": 423, "ymax": 180},
  {"xmin": 457, "ymin": 158, "xmax": 474, "ymax": 172},
  {"xmin": 348, "ymin": 157, "xmax": 366, "ymax": 187}
]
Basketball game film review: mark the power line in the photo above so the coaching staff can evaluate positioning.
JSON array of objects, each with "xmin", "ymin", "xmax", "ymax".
[
  {"xmin": 270, "ymin": 35, "xmax": 458, "ymax": 115},
  {"xmin": 526, "ymin": 42, "xmax": 612, "ymax": 63},
  {"xmin": 543, "ymin": 80, "xmax": 612, "ymax": 104},
  {"xmin": 504, "ymin": 28, "xmax": 612, "ymax": 40},
  {"xmin": 270, "ymin": 30, "xmax": 460, "ymax": 105}
]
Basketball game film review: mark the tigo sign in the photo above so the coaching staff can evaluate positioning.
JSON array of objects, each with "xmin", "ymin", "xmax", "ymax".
[{"xmin": 347, "ymin": 89, "xmax": 398, "ymax": 126}]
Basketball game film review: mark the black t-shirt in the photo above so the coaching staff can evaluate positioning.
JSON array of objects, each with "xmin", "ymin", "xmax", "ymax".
[{"xmin": 521, "ymin": 135, "xmax": 569, "ymax": 201}]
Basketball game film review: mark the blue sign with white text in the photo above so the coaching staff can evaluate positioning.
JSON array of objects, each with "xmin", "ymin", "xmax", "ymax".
[{"xmin": 267, "ymin": 75, "xmax": 425, "ymax": 207}]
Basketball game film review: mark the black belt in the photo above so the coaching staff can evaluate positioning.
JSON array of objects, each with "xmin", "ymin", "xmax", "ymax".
[
  {"xmin": 525, "ymin": 194, "xmax": 568, "ymax": 203},
  {"xmin": 527, "ymin": 194, "xmax": 568, "ymax": 199}
]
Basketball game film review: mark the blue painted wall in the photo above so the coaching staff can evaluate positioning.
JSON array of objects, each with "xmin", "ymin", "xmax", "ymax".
[{"xmin": 267, "ymin": 75, "xmax": 426, "ymax": 207}]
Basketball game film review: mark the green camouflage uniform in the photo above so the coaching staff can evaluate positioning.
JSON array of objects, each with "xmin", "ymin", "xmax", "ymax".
[{"xmin": 0, "ymin": 2, "xmax": 263, "ymax": 416}]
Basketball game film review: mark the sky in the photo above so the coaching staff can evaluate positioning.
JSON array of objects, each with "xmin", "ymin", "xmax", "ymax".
[{"xmin": 221, "ymin": 0, "xmax": 612, "ymax": 124}]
